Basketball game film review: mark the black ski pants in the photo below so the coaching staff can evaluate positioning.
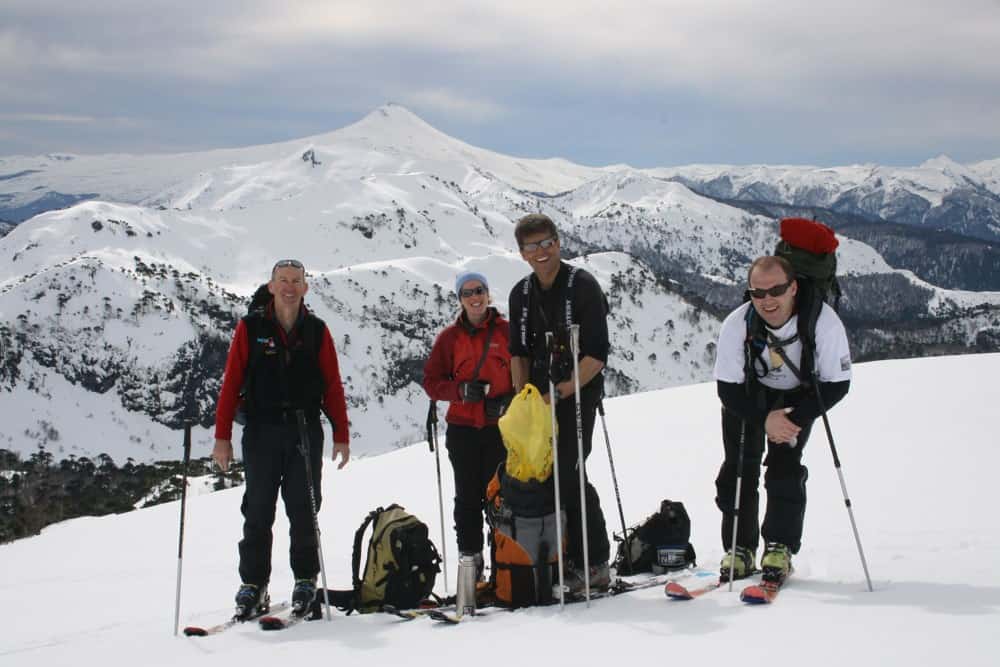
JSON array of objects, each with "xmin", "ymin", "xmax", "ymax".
[
  {"xmin": 714, "ymin": 406, "xmax": 813, "ymax": 555},
  {"xmin": 238, "ymin": 418, "xmax": 324, "ymax": 587},
  {"xmin": 554, "ymin": 385, "xmax": 611, "ymax": 567},
  {"xmin": 445, "ymin": 423, "xmax": 506, "ymax": 557}
]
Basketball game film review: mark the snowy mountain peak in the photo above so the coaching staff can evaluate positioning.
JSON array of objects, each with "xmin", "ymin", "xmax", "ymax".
[{"xmin": 919, "ymin": 154, "xmax": 979, "ymax": 182}]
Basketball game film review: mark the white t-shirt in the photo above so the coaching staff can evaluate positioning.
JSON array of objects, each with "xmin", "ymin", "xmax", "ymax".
[{"xmin": 713, "ymin": 302, "xmax": 852, "ymax": 391}]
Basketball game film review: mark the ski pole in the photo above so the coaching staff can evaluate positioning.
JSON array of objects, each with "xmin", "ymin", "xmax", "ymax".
[
  {"xmin": 426, "ymin": 400, "xmax": 449, "ymax": 595},
  {"xmin": 174, "ymin": 421, "xmax": 191, "ymax": 637},
  {"xmin": 728, "ymin": 419, "xmax": 747, "ymax": 592},
  {"xmin": 173, "ymin": 421, "xmax": 192, "ymax": 636},
  {"xmin": 569, "ymin": 324, "xmax": 590, "ymax": 606},
  {"xmin": 811, "ymin": 373, "xmax": 873, "ymax": 592},
  {"xmin": 295, "ymin": 410, "xmax": 332, "ymax": 621},
  {"xmin": 597, "ymin": 399, "xmax": 631, "ymax": 574},
  {"xmin": 546, "ymin": 332, "xmax": 566, "ymax": 609}
]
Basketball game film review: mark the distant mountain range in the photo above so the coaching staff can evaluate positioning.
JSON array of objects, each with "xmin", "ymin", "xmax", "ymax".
[{"xmin": 1, "ymin": 104, "xmax": 998, "ymax": 463}]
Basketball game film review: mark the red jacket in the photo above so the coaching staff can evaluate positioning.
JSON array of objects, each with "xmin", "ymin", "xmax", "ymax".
[
  {"xmin": 215, "ymin": 304, "xmax": 350, "ymax": 444},
  {"xmin": 423, "ymin": 308, "xmax": 514, "ymax": 428}
]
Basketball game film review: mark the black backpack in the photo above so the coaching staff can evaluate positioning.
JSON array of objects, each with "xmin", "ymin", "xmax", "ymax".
[
  {"xmin": 248, "ymin": 283, "xmax": 272, "ymax": 314},
  {"xmin": 745, "ymin": 217, "xmax": 841, "ymax": 386},
  {"xmin": 613, "ymin": 500, "xmax": 697, "ymax": 575}
]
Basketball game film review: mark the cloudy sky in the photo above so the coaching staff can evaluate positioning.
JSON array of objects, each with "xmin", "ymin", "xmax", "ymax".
[{"xmin": 2, "ymin": 0, "xmax": 998, "ymax": 167}]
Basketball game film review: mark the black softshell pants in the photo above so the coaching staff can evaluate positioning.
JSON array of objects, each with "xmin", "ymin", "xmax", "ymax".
[
  {"xmin": 445, "ymin": 423, "xmax": 506, "ymax": 556},
  {"xmin": 238, "ymin": 418, "xmax": 324, "ymax": 586},
  {"xmin": 555, "ymin": 385, "xmax": 611, "ymax": 566},
  {"xmin": 714, "ymin": 406, "xmax": 813, "ymax": 555}
]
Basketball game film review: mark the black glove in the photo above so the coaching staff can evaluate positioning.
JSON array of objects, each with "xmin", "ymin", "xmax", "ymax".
[
  {"xmin": 549, "ymin": 355, "xmax": 572, "ymax": 385},
  {"xmin": 458, "ymin": 380, "xmax": 489, "ymax": 403}
]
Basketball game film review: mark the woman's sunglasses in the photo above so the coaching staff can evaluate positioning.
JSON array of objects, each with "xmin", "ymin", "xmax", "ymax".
[{"xmin": 460, "ymin": 286, "xmax": 487, "ymax": 298}]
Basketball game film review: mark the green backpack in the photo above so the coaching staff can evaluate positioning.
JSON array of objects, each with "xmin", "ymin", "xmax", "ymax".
[{"xmin": 349, "ymin": 504, "xmax": 441, "ymax": 613}]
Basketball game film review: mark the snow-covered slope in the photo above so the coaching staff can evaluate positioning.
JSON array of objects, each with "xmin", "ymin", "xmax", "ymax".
[{"xmin": 1, "ymin": 354, "xmax": 996, "ymax": 666}]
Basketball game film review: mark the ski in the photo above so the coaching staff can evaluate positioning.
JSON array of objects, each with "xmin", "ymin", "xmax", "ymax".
[
  {"xmin": 665, "ymin": 573, "xmax": 724, "ymax": 600},
  {"xmin": 381, "ymin": 604, "xmax": 455, "ymax": 621},
  {"xmin": 740, "ymin": 569, "xmax": 791, "ymax": 604},
  {"xmin": 428, "ymin": 608, "xmax": 463, "ymax": 624},
  {"xmin": 259, "ymin": 605, "xmax": 322, "ymax": 630},
  {"xmin": 665, "ymin": 568, "xmax": 761, "ymax": 600},
  {"xmin": 183, "ymin": 601, "xmax": 289, "ymax": 637},
  {"xmin": 740, "ymin": 580, "xmax": 781, "ymax": 604}
]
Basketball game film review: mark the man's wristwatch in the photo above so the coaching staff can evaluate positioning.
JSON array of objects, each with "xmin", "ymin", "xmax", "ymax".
[{"xmin": 553, "ymin": 387, "xmax": 563, "ymax": 401}]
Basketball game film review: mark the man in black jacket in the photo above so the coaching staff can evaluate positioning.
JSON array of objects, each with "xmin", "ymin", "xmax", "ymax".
[
  {"xmin": 713, "ymin": 256, "xmax": 851, "ymax": 583},
  {"xmin": 508, "ymin": 213, "xmax": 611, "ymax": 593}
]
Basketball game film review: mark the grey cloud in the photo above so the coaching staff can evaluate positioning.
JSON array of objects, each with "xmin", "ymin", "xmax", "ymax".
[{"xmin": 0, "ymin": 0, "xmax": 997, "ymax": 164}]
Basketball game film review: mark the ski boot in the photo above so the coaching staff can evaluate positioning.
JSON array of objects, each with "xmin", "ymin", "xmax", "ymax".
[
  {"xmin": 291, "ymin": 578, "xmax": 318, "ymax": 617},
  {"xmin": 566, "ymin": 561, "xmax": 611, "ymax": 595},
  {"xmin": 719, "ymin": 546, "xmax": 756, "ymax": 582},
  {"xmin": 234, "ymin": 583, "xmax": 270, "ymax": 621},
  {"xmin": 760, "ymin": 543, "xmax": 791, "ymax": 586}
]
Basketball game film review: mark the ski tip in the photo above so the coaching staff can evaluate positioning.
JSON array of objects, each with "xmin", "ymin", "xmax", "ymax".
[
  {"xmin": 740, "ymin": 585, "xmax": 774, "ymax": 604},
  {"xmin": 182, "ymin": 626, "xmax": 208, "ymax": 637},
  {"xmin": 664, "ymin": 583, "xmax": 693, "ymax": 600},
  {"xmin": 258, "ymin": 616, "xmax": 287, "ymax": 631},
  {"xmin": 428, "ymin": 610, "xmax": 461, "ymax": 624}
]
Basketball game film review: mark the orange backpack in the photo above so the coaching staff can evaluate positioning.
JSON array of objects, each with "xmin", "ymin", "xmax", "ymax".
[{"xmin": 486, "ymin": 467, "xmax": 562, "ymax": 607}]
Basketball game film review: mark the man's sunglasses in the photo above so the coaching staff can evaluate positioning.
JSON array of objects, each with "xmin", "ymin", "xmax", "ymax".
[
  {"xmin": 460, "ymin": 286, "xmax": 487, "ymax": 298},
  {"xmin": 748, "ymin": 280, "xmax": 793, "ymax": 299},
  {"xmin": 273, "ymin": 259, "xmax": 304, "ymax": 271},
  {"xmin": 521, "ymin": 237, "xmax": 557, "ymax": 253}
]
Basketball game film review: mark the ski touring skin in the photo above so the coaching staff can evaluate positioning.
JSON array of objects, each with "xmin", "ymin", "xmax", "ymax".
[{"xmin": 183, "ymin": 601, "xmax": 290, "ymax": 637}]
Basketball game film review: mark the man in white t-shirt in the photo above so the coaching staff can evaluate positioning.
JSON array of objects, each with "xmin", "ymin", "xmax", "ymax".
[{"xmin": 712, "ymin": 256, "xmax": 851, "ymax": 584}]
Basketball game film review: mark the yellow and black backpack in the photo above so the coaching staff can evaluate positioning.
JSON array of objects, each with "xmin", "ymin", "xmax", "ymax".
[{"xmin": 328, "ymin": 504, "xmax": 441, "ymax": 613}]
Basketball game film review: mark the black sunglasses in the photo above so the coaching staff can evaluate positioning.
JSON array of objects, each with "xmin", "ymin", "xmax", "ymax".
[
  {"xmin": 272, "ymin": 259, "xmax": 304, "ymax": 271},
  {"xmin": 460, "ymin": 286, "xmax": 487, "ymax": 298},
  {"xmin": 748, "ymin": 280, "xmax": 793, "ymax": 299},
  {"xmin": 521, "ymin": 237, "xmax": 557, "ymax": 252}
]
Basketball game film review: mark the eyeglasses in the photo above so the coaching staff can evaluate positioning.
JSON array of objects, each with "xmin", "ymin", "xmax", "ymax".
[
  {"xmin": 272, "ymin": 259, "xmax": 304, "ymax": 271},
  {"xmin": 521, "ymin": 237, "xmax": 557, "ymax": 253},
  {"xmin": 748, "ymin": 280, "xmax": 793, "ymax": 299},
  {"xmin": 460, "ymin": 286, "xmax": 487, "ymax": 298}
]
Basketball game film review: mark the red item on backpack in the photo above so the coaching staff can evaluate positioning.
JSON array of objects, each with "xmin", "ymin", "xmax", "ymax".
[{"xmin": 779, "ymin": 218, "xmax": 839, "ymax": 255}]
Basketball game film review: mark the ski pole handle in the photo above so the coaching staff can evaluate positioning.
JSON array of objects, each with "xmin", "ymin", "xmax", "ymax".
[{"xmin": 426, "ymin": 401, "xmax": 437, "ymax": 452}]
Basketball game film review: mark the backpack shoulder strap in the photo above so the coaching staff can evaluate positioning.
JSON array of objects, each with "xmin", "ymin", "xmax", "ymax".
[
  {"xmin": 743, "ymin": 305, "xmax": 768, "ymax": 384},
  {"xmin": 563, "ymin": 266, "xmax": 580, "ymax": 328},
  {"xmin": 352, "ymin": 507, "xmax": 384, "ymax": 594},
  {"xmin": 518, "ymin": 276, "xmax": 532, "ymax": 349},
  {"xmin": 794, "ymin": 284, "xmax": 824, "ymax": 385},
  {"xmin": 241, "ymin": 313, "xmax": 270, "ymax": 393}
]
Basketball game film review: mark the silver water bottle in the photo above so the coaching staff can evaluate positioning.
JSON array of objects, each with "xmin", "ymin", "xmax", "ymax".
[{"xmin": 456, "ymin": 554, "xmax": 477, "ymax": 617}]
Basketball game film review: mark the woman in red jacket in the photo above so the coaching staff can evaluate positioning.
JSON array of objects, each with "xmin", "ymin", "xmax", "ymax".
[{"xmin": 423, "ymin": 270, "xmax": 514, "ymax": 579}]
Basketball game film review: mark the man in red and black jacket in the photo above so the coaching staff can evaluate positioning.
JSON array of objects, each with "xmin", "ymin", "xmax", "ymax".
[
  {"xmin": 213, "ymin": 259, "xmax": 350, "ymax": 618},
  {"xmin": 423, "ymin": 271, "xmax": 513, "ymax": 578}
]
